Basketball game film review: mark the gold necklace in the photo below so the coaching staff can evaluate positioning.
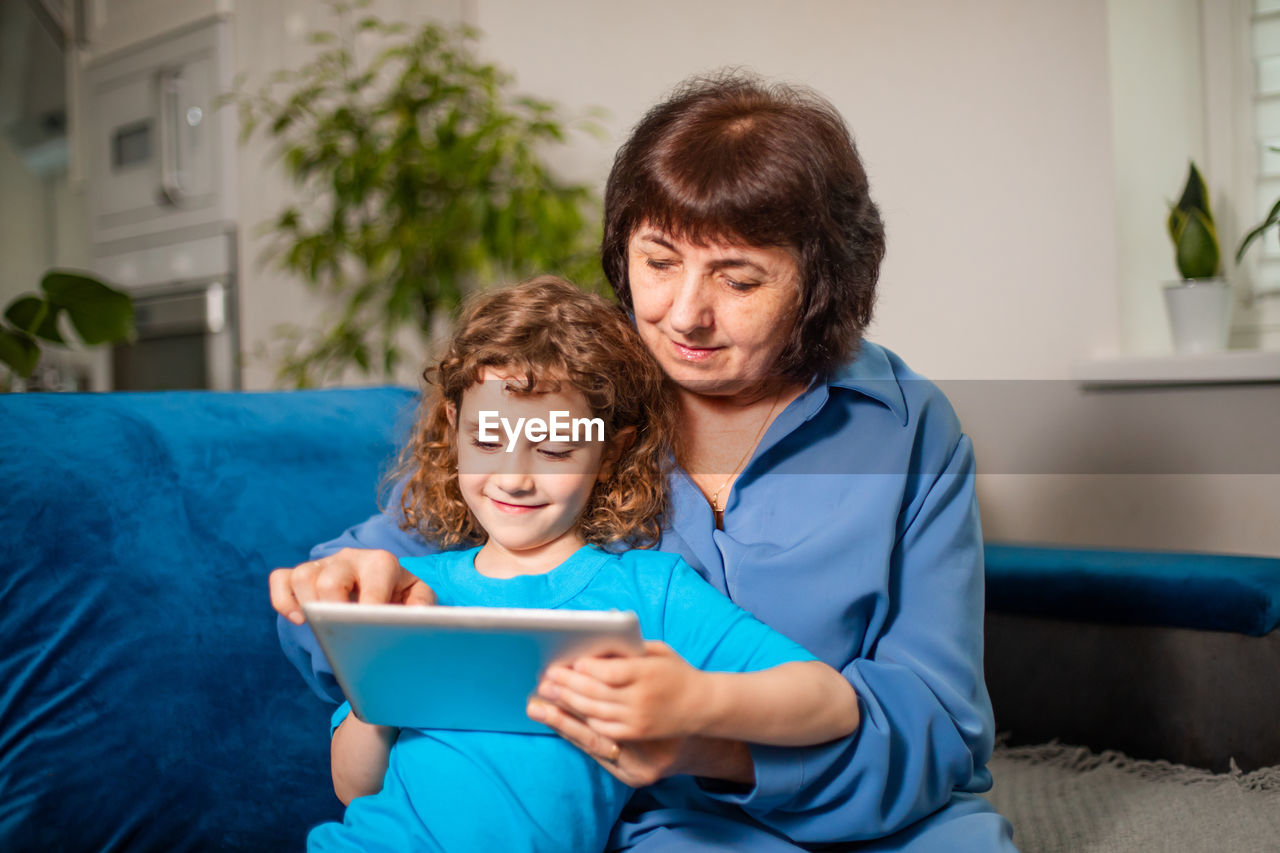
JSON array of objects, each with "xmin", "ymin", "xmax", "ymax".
[{"xmin": 708, "ymin": 391, "xmax": 782, "ymax": 516}]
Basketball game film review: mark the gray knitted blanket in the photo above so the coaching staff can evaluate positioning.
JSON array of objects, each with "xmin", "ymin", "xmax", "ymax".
[{"xmin": 984, "ymin": 742, "xmax": 1280, "ymax": 852}]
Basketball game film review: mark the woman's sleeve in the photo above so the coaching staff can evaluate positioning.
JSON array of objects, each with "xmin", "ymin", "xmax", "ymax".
[
  {"xmin": 276, "ymin": 478, "xmax": 437, "ymax": 703},
  {"xmin": 704, "ymin": 434, "xmax": 994, "ymax": 843}
]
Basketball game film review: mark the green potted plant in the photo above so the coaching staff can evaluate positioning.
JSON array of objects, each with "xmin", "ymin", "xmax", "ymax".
[
  {"xmin": 228, "ymin": 2, "xmax": 602, "ymax": 387},
  {"xmin": 1164, "ymin": 162, "xmax": 1230, "ymax": 353},
  {"xmin": 0, "ymin": 270, "xmax": 134, "ymax": 392}
]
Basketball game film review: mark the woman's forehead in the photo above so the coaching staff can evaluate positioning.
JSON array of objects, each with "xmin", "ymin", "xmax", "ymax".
[{"xmin": 629, "ymin": 225, "xmax": 800, "ymax": 270}]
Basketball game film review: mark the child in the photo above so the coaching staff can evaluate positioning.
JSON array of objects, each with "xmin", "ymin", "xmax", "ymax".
[{"xmin": 307, "ymin": 276, "xmax": 859, "ymax": 852}]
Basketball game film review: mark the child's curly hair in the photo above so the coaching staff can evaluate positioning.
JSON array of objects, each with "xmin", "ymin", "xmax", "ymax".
[{"xmin": 390, "ymin": 275, "xmax": 676, "ymax": 550}]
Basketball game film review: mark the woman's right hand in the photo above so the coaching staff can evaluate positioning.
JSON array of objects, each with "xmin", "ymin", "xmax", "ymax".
[
  {"xmin": 269, "ymin": 547, "xmax": 437, "ymax": 625},
  {"xmin": 526, "ymin": 695, "xmax": 755, "ymax": 788}
]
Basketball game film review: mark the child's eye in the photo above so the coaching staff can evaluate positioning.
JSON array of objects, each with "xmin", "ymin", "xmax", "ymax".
[
  {"xmin": 470, "ymin": 437, "xmax": 502, "ymax": 451},
  {"xmin": 537, "ymin": 447, "xmax": 575, "ymax": 460}
]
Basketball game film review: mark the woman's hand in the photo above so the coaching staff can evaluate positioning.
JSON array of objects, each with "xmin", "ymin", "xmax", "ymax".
[
  {"xmin": 526, "ymin": 696, "xmax": 689, "ymax": 788},
  {"xmin": 527, "ymin": 696, "xmax": 757, "ymax": 788},
  {"xmin": 268, "ymin": 547, "xmax": 437, "ymax": 625},
  {"xmin": 526, "ymin": 641, "xmax": 757, "ymax": 787}
]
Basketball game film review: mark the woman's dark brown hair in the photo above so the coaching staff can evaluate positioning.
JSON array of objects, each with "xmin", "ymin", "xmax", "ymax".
[
  {"xmin": 602, "ymin": 71, "xmax": 885, "ymax": 381},
  {"xmin": 392, "ymin": 275, "xmax": 675, "ymax": 549}
]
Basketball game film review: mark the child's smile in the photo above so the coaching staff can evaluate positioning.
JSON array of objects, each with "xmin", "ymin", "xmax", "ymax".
[
  {"xmin": 488, "ymin": 498, "xmax": 547, "ymax": 514},
  {"xmin": 454, "ymin": 368, "xmax": 614, "ymax": 578}
]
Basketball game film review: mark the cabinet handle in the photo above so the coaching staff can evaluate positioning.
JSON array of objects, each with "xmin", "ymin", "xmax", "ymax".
[{"xmin": 157, "ymin": 67, "xmax": 186, "ymax": 206}]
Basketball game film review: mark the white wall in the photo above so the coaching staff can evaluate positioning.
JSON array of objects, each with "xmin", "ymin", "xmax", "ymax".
[
  {"xmin": 0, "ymin": 138, "xmax": 50, "ymax": 309},
  {"xmin": 233, "ymin": 0, "xmax": 1123, "ymax": 385},
  {"xmin": 223, "ymin": 0, "xmax": 1280, "ymax": 556},
  {"xmin": 1107, "ymin": 0, "xmax": 1208, "ymax": 356},
  {"xmin": 471, "ymin": 0, "xmax": 1121, "ymax": 381},
  {"xmin": 480, "ymin": 0, "xmax": 1278, "ymax": 557},
  {"xmin": 233, "ymin": 0, "xmax": 1121, "ymax": 384}
]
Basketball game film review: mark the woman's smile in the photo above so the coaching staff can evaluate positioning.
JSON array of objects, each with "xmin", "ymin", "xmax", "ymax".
[{"xmin": 669, "ymin": 340, "xmax": 724, "ymax": 362}]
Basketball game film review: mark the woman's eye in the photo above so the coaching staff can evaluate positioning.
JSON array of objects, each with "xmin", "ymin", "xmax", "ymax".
[
  {"xmin": 645, "ymin": 258, "xmax": 675, "ymax": 271},
  {"xmin": 725, "ymin": 277, "xmax": 761, "ymax": 292}
]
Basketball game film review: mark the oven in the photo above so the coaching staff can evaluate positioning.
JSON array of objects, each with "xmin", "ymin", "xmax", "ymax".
[
  {"xmin": 111, "ymin": 278, "xmax": 237, "ymax": 391},
  {"xmin": 94, "ymin": 230, "xmax": 239, "ymax": 391}
]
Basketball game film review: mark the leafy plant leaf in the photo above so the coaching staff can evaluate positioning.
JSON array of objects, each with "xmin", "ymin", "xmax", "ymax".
[
  {"xmin": 1175, "ymin": 208, "xmax": 1221, "ymax": 279},
  {"xmin": 1166, "ymin": 206, "xmax": 1186, "ymax": 244},
  {"xmin": 1167, "ymin": 162, "xmax": 1220, "ymax": 279},
  {"xmin": 1235, "ymin": 195, "xmax": 1280, "ymax": 264},
  {"xmin": 4, "ymin": 296, "xmax": 63, "ymax": 342},
  {"xmin": 41, "ymin": 271, "xmax": 135, "ymax": 345},
  {"xmin": 1173, "ymin": 162, "xmax": 1212, "ymax": 221},
  {"xmin": 0, "ymin": 328, "xmax": 41, "ymax": 378}
]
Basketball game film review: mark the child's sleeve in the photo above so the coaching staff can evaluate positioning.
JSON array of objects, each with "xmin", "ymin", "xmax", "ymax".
[
  {"xmin": 659, "ymin": 557, "xmax": 815, "ymax": 673},
  {"xmin": 330, "ymin": 700, "xmax": 352, "ymax": 737}
]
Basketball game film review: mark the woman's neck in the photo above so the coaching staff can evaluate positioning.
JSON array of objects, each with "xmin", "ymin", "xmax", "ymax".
[
  {"xmin": 674, "ymin": 378, "xmax": 806, "ymax": 442},
  {"xmin": 675, "ymin": 378, "xmax": 808, "ymax": 526},
  {"xmin": 673, "ymin": 376, "xmax": 801, "ymax": 416}
]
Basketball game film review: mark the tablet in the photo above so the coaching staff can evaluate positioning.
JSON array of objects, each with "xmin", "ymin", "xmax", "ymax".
[{"xmin": 303, "ymin": 602, "xmax": 643, "ymax": 734}]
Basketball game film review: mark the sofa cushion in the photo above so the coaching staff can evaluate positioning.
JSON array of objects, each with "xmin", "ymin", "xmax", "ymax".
[
  {"xmin": 0, "ymin": 387, "xmax": 417, "ymax": 851},
  {"xmin": 985, "ymin": 543, "xmax": 1280, "ymax": 636}
]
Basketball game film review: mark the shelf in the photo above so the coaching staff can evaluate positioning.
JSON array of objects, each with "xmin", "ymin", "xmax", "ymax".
[{"xmin": 1073, "ymin": 350, "xmax": 1280, "ymax": 387}]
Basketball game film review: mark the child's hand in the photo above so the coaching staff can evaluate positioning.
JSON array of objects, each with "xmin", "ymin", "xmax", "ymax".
[
  {"xmin": 331, "ymin": 710, "xmax": 399, "ymax": 805},
  {"xmin": 536, "ymin": 641, "xmax": 711, "ymax": 742}
]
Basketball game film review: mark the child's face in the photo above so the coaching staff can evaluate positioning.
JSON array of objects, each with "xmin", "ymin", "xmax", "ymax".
[{"xmin": 453, "ymin": 368, "xmax": 613, "ymax": 571}]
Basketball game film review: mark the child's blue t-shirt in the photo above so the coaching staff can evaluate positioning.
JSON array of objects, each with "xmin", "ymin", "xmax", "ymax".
[{"xmin": 309, "ymin": 544, "xmax": 815, "ymax": 853}]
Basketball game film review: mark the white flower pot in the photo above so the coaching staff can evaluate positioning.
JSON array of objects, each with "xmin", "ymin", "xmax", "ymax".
[{"xmin": 1162, "ymin": 278, "xmax": 1232, "ymax": 354}]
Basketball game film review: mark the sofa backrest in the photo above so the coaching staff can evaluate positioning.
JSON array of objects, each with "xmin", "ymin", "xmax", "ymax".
[{"xmin": 0, "ymin": 387, "xmax": 418, "ymax": 851}]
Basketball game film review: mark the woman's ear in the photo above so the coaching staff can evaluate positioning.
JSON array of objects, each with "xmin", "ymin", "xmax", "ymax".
[
  {"xmin": 445, "ymin": 401, "xmax": 457, "ymax": 429},
  {"xmin": 599, "ymin": 426, "xmax": 636, "ymax": 481}
]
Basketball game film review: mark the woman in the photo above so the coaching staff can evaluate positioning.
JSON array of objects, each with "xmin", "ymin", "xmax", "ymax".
[{"xmin": 272, "ymin": 73, "xmax": 1017, "ymax": 852}]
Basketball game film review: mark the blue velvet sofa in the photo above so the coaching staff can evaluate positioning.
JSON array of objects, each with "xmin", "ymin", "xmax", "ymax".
[
  {"xmin": 4, "ymin": 388, "xmax": 1279, "ymax": 849},
  {"xmin": 1, "ymin": 387, "xmax": 417, "ymax": 851},
  {"xmin": 983, "ymin": 542, "xmax": 1280, "ymax": 773}
]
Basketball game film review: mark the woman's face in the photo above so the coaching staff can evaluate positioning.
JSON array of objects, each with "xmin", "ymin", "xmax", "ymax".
[{"xmin": 626, "ymin": 226, "xmax": 802, "ymax": 399}]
